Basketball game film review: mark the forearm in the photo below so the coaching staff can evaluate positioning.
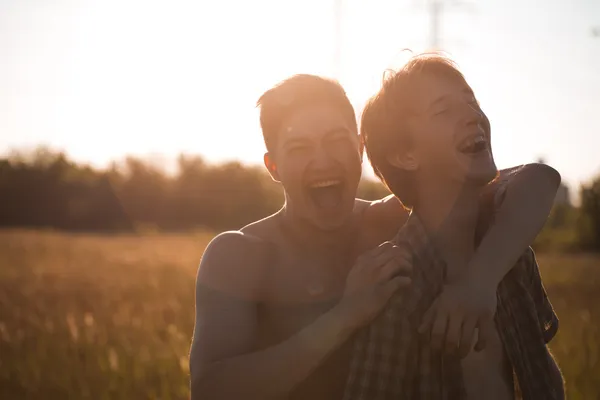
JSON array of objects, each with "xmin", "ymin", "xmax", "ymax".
[
  {"xmin": 471, "ymin": 163, "xmax": 561, "ymax": 286},
  {"xmin": 191, "ymin": 307, "xmax": 353, "ymax": 400}
]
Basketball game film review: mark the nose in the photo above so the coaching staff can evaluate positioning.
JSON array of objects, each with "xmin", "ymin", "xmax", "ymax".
[
  {"xmin": 309, "ymin": 143, "xmax": 336, "ymax": 171},
  {"xmin": 462, "ymin": 102, "xmax": 484, "ymax": 129}
]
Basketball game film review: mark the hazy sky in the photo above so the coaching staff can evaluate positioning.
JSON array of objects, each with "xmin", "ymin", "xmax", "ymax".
[{"xmin": 1, "ymin": 0, "xmax": 599, "ymax": 195}]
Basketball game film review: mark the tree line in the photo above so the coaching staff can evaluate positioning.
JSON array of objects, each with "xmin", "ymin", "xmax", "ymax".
[
  {"xmin": 1, "ymin": 147, "xmax": 599, "ymax": 251},
  {"xmin": 0, "ymin": 147, "xmax": 389, "ymax": 233}
]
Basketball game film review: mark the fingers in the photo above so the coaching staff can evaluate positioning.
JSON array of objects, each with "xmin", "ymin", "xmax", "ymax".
[
  {"xmin": 355, "ymin": 241, "xmax": 394, "ymax": 270},
  {"xmin": 383, "ymin": 275, "xmax": 411, "ymax": 297},
  {"xmin": 357, "ymin": 242, "xmax": 412, "ymax": 281},
  {"xmin": 430, "ymin": 308, "xmax": 449, "ymax": 351},
  {"xmin": 372, "ymin": 241, "xmax": 395, "ymax": 256},
  {"xmin": 378, "ymin": 257, "xmax": 412, "ymax": 282},
  {"xmin": 371, "ymin": 243, "xmax": 402, "ymax": 267},
  {"xmin": 444, "ymin": 313, "xmax": 463, "ymax": 354},
  {"xmin": 474, "ymin": 315, "xmax": 494, "ymax": 352},
  {"xmin": 418, "ymin": 299, "xmax": 438, "ymax": 334},
  {"xmin": 458, "ymin": 317, "xmax": 477, "ymax": 358}
]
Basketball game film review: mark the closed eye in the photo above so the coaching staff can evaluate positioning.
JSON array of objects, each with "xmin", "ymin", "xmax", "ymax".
[
  {"xmin": 289, "ymin": 145, "xmax": 309, "ymax": 153},
  {"xmin": 467, "ymin": 95, "xmax": 480, "ymax": 106}
]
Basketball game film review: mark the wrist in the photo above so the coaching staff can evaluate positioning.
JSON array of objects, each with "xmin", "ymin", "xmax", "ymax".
[
  {"xmin": 329, "ymin": 301, "xmax": 360, "ymax": 337},
  {"xmin": 465, "ymin": 263, "xmax": 500, "ymax": 292}
]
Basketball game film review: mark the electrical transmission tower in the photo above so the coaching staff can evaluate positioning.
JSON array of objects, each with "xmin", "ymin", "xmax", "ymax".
[
  {"xmin": 426, "ymin": 0, "xmax": 473, "ymax": 50},
  {"xmin": 429, "ymin": 0, "xmax": 442, "ymax": 49},
  {"xmin": 333, "ymin": 0, "xmax": 475, "ymax": 76},
  {"xmin": 334, "ymin": 0, "xmax": 343, "ymax": 79}
]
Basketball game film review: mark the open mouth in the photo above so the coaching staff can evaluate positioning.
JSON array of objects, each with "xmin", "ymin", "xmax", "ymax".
[
  {"xmin": 458, "ymin": 133, "xmax": 489, "ymax": 155},
  {"xmin": 306, "ymin": 179, "xmax": 345, "ymax": 209}
]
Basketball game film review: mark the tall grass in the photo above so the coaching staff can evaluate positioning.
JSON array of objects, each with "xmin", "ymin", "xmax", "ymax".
[{"xmin": 0, "ymin": 230, "xmax": 598, "ymax": 399}]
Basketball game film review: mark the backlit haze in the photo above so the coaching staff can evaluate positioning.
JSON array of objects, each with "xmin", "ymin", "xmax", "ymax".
[{"xmin": 2, "ymin": 0, "xmax": 599, "ymax": 199}]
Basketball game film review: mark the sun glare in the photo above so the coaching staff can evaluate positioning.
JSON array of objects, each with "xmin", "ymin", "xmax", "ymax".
[{"xmin": 2, "ymin": 0, "xmax": 599, "ymax": 188}]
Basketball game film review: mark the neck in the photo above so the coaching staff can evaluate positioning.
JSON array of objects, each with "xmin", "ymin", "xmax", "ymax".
[
  {"xmin": 414, "ymin": 178, "xmax": 481, "ymax": 279},
  {"xmin": 277, "ymin": 204, "xmax": 358, "ymax": 256}
]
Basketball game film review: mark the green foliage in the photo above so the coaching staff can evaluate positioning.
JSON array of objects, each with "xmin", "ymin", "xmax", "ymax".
[
  {"xmin": 0, "ymin": 147, "xmax": 393, "ymax": 232},
  {"xmin": 533, "ymin": 178, "xmax": 600, "ymax": 253},
  {"xmin": 357, "ymin": 178, "xmax": 391, "ymax": 200},
  {"xmin": 4, "ymin": 145, "xmax": 600, "ymax": 253},
  {"xmin": 0, "ymin": 231, "xmax": 598, "ymax": 399},
  {"xmin": 0, "ymin": 147, "xmax": 288, "ymax": 232},
  {"xmin": 577, "ymin": 178, "xmax": 600, "ymax": 251},
  {"xmin": 533, "ymin": 205, "xmax": 581, "ymax": 252}
]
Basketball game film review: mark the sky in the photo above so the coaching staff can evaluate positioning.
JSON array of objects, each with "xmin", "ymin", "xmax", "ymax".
[{"xmin": 1, "ymin": 0, "xmax": 599, "ymax": 198}]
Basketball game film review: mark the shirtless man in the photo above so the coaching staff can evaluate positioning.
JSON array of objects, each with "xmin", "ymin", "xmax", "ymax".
[
  {"xmin": 344, "ymin": 53, "xmax": 564, "ymax": 399},
  {"xmin": 189, "ymin": 74, "xmax": 561, "ymax": 399}
]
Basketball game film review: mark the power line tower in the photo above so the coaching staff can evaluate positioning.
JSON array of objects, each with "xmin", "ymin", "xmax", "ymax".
[
  {"xmin": 334, "ymin": 0, "xmax": 343, "ymax": 79},
  {"xmin": 429, "ymin": 0, "xmax": 442, "ymax": 49},
  {"xmin": 426, "ymin": 0, "xmax": 474, "ymax": 50}
]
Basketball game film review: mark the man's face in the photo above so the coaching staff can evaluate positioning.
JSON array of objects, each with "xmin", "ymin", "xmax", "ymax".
[
  {"xmin": 271, "ymin": 103, "xmax": 362, "ymax": 231},
  {"xmin": 407, "ymin": 72, "xmax": 497, "ymax": 187}
]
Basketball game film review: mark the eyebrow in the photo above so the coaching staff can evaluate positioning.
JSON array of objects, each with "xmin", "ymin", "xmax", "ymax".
[
  {"xmin": 324, "ymin": 127, "xmax": 351, "ymax": 137},
  {"xmin": 282, "ymin": 138, "xmax": 309, "ymax": 149},
  {"xmin": 428, "ymin": 88, "xmax": 475, "ymax": 111},
  {"xmin": 284, "ymin": 126, "xmax": 349, "ymax": 142}
]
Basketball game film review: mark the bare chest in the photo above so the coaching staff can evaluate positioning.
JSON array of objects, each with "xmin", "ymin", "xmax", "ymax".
[
  {"xmin": 258, "ymin": 251, "xmax": 351, "ymax": 343},
  {"xmin": 461, "ymin": 326, "xmax": 514, "ymax": 400},
  {"xmin": 256, "ymin": 251, "xmax": 356, "ymax": 399},
  {"xmin": 441, "ymin": 263, "xmax": 514, "ymax": 400}
]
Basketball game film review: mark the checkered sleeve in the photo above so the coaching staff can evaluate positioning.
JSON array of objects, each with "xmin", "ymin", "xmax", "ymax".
[
  {"xmin": 523, "ymin": 248, "xmax": 559, "ymax": 343},
  {"xmin": 343, "ymin": 289, "xmax": 418, "ymax": 400}
]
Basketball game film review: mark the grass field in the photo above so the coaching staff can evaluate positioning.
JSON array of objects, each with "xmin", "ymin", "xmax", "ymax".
[{"xmin": 0, "ymin": 230, "xmax": 599, "ymax": 399}]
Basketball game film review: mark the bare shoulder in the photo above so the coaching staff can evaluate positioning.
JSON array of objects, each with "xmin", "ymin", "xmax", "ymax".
[
  {"xmin": 198, "ymin": 217, "xmax": 277, "ymax": 301},
  {"xmin": 191, "ymin": 218, "xmax": 278, "ymax": 377},
  {"xmin": 355, "ymin": 195, "xmax": 409, "ymax": 248},
  {"xmin": 364, "ymin": 195, "xmax": 408, "ymax": 229}
]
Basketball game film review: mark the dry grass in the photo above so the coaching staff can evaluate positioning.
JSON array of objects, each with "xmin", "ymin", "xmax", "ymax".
[{"xmin": 0, "ymin": 230, "xmax": 598, "ymax": 399}]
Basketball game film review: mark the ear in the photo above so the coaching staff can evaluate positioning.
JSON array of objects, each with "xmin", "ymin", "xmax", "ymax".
[
  {"xmin": 386, "ymin": 150, "xmax": 418, "ymax": 172},
  {"xmin": 263, "ymin": 152, "xmax": 281, "ymax": 182}
]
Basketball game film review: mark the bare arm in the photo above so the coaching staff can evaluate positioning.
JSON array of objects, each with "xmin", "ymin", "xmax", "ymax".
[
  {"xmin": 189, "ymin": 232, "xmax": 353, "ymax": 399},
  {"xmin": 364, "ymin": 163, "xmax": 559, "ymax": 254},
  {"xmin": 189, "ymin": 233, "xmax": 409, "ymax": 399},
  {"xmin": 469, "ymin": 163, "xmax": 561, "ymax": 286},
  {"xmin": 420, "ymin": 163, "xmax": 561, "ymax": 355}
]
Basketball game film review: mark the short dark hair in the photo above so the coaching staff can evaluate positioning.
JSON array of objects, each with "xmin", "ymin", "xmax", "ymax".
[
  {"xmin": 362, "ymin": 53, "xmax": 471, "ymax": 210},
  {"xmin": 256, "ymin": 74, "xmax": 357, "ymax": 153}
]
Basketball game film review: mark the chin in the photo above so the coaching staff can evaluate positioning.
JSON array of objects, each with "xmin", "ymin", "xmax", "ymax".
[{"xmin": 467, "ymin": 166, "xmax": 498, "ymax": 186}]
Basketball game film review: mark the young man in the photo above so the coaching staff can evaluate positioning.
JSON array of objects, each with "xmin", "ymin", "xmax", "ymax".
[
  {"xmin": 189, "ymin": 74, "xmax": 561, "ymax": 399},
  {"xmin": 345, "ymin": 54, "xmax": 564, "ymax": 399}
]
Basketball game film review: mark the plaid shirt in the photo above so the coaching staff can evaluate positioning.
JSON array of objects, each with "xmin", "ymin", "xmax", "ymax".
[{"xmin": 343, "ymin": 210, "xmax": 563, "ymax": 400}]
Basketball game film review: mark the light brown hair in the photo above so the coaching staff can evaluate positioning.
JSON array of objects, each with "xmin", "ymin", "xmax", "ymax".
[
  {"xmin": 362, "ymin": 53, "xmax": 471, "ymax": 209},
  {"xmin": 257, "ymin": 74, "xmax": 357, "ymax": 154}
]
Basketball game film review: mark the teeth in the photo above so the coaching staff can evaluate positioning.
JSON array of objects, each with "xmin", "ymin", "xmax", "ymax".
[{"xmin": 310, "ymin": 180, "xmax": 341, "ymax": 188}]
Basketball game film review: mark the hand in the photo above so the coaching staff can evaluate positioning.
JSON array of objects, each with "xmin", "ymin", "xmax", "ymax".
[
  {"xmin": 418, "ymin": 273, "xmax": 497, "ymax": 358},
  {"xmin": 334, "ymin": 241, "xmax": 412, "ymax": 331}
]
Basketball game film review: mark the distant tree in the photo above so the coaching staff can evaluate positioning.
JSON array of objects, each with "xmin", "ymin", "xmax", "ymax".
[
  {"xmin": 356, "ymin": 178, "xmax": 390, "ymax": 200},
  {"xmin": 577, "ymin": 176, "xmax": 600, "ymax": 251}
]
